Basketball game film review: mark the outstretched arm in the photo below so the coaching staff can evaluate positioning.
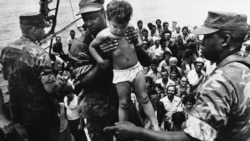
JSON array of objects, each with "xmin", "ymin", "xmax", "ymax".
[{"xmin": 104, "ymin": 121, "xmax": 194, "ymax": 141}]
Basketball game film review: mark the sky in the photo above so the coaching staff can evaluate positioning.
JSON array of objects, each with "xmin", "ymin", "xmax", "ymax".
[{"xmin": 104, "ymin": 0, "xmax": 250, "ymax": 27}]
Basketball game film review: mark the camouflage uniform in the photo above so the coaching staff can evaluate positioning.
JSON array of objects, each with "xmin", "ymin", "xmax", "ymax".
[
  {"xmin": 0, "ymin": 36, "xmax": 60, "ymax": 140},
  {"xmin": 69, "ymin": 31, "xmax": 118, "ymax": 141},
  {"xmin": 183, "ymin": 53, "xmax": 250, "ymax": 141}
]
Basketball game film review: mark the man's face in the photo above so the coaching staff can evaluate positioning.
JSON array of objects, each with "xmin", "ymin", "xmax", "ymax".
[
  {"xmin": 169, "ymin": 60, "xmax": 177, "ymax": 67},
  {"xmin": 81, "ymin": 11, "xmax": 106, "ymax": 35},
  {"xmin": 150, "ymin": 93, "xmax": 158, "ymax": 104},
  {"xmin": 146, "ymin": 80, "xmax": 152, "ymax": 89},
  {"xmin": 182, "ymin": 29, "xmax": 188, "ymax": 35},
  {"xmin": 170, "ymin": 71, "xmax": 177, "ymax": 80},
  {"xmin": 176, "ymin": 27, "xmax": 180, "ymax": 33},
  {"xmin": 185, "ymin": 101, "xmax": 194, "ymax": 110},
  {"xmin": 164, "ymin": 23, "xmax": 169, "ymax": 30},
  {"xmin": 156, "ymin": 20, "xmax": 161, "ymax": 26},
  {"xmin": 164, "ymin": 33, "xmax": 171, "ymax": 40},
  {"xmin": 138, "ymin": 22, "xmax": 143, "ymax": 29},
  {"xmin": 180, "ymin": 77, "xmax": 188, "ymax": 86},
  {"xmin": 70, "ymin": 31, "xmax": 75, "ymax": 38},
  {"xmin": 201, "ymin": 32, "xmax": 222, "ymax": 62},
  {"xmin": 195, "ymin": 62, "xmax": 203, "ymax": 72},
  {"xmin": 109, "ymin": 19, "xmax": 128, "ymax": 36},
  {"xmin": 161, "ymin": 71, "xmax": 168, "ymax": 80},
  {"xmin": 142, "ymin": 31, "xmax": 148, "ymax": 38},
  {"xmin": 155, "ymin": 40, "xmax": 160, "ymax": 46},
  {"xmin": 150, "ymin": 64, "xmax": 157, "ymax": 71},
  {"xmin": 167, "ymin": 86, "xmax": 176, "ymax": 97},
  {"xmin": 152, "ymin": 26, "xmax": 156, "ymax": 32},
  {"xmin": 164, "ymin": 53, "xmax": 171, "ymax": 61},
  {"xmin": 56, "ymin": 37, "xmax": 61, "ymax": 43}
]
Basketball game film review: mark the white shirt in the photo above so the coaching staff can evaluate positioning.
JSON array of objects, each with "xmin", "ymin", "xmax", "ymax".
[
  {"xmin": 64, "ymin": 94, "xmax": 80, "ymax": 120},
  {"xmin": 155, "ymin": 78, "xmax": 175, "ymax": 89},
  {"xmin": 187, "ymin": 69, "xmax": 205, "ymax": 86},
  {"xmin": 160, "ymin": 95, "xmax": 183, "ymax": 120},
  {"xmin": 67, "ymin": 37, "xmax": 78, "ymax": 45}
]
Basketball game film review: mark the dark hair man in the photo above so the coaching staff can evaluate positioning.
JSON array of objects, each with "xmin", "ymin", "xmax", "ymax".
[
  {"xmin": 69, "ymin": 0, "xmax": 142, "ymax": 141},
  {"xmin": 0, "ymin": 12, "xmax": 71, "ymax": 141}
]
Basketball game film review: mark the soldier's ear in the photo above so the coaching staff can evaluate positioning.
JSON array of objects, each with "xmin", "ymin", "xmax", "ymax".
[
  {"xmin": 31, "ymin": 26, "xmax": 38, "ymax": 34},
  {"xmin": 221, "ymin": 34, "xmax": 231, "ymax": 48}
]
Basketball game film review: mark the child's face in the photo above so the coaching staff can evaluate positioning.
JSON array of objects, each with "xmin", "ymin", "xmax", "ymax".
[{"xmin": 109, "ymin": 19, "xmax": 128, "ymax": 36}]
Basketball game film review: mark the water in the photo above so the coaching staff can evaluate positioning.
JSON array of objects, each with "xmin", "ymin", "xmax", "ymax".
[{"xmin": 1, "ymin": 0, "xmax": 250, "ymax": 48}]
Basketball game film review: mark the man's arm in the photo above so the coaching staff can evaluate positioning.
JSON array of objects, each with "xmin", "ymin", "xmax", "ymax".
[
  {"xmin": 104, "ymin": 121, "xmax": 193, "ymax": 141},
  {"xmin": 75, "ymin": 64, "xmax": 105, "ymax": 89}
]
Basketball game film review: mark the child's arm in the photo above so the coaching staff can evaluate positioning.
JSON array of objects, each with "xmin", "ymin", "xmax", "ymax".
[{"xmin": 89, "ymin": 34, "xmax": 105, "ymax": 64}]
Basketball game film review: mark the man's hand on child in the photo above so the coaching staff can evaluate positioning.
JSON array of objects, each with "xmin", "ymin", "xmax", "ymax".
[
  {"xmin": 125, "ymin": 26, "xmax": 138, "ymax": 44},
  {"xmin": 99, "ymin": 38, "xmax": 118, "ymax": 53}
]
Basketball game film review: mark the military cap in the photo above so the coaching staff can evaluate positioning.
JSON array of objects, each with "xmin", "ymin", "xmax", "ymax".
[
  {"xmin": 77, "ymin": 0, "xmax": 104, "ymax": 15},
  {"xmin": 193, "ymin": 11, "xmax": 248, "ymax": 35},
  {"xmin": 19, "ymin": 12, "xmax": 50, "ymax": 27}
]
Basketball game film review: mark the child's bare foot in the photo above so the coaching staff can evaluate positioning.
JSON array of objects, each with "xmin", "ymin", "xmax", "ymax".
[{"xmin": 151, "ymin": 124, "xmax": 161, "ymax": 131}]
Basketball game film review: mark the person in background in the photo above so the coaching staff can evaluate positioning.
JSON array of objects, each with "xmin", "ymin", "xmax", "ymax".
[
  {"xmin": 171, "ymin": 112, "xmax": 186, "ymax": 131},
  {"xmin": 150, "ymin": 24, "xmax": 160, "ymax": 38},
  {"xmin": 181, "ymin": 26, "xmax": 191, "ymax": 46},
  {"xmin": 136, "ymin": 20, "xmax": 144, "ymax": 35},
  {"xmin": 157, "ymin": 85, "xmax": 183, "ymax": 131},
  {"xmin": 158, "ymin": 50, "xmax": 172, "ymax": 72},
  {"xmin": 104, "ymin": 11, "xmax": 250, "ymax": 141},
  {"xmin": 161, "ymin": 22, "xmax": 172, "ymax": 38},
  {"xmin": 172, "ymin": 26, "xmax": 181, "ymax": 40},
  {"xmin": 155, "ymin": 19, "xmax": 162, "ymax": 34},
  {"xmin": 169, "ymin": 67, "xmax": 181, "ymax": 85},
  {"xmin": 155, "ymin": 69, "xmax": 175, "ymax": 90},
  {"xmin": 58, "ymin": 102, "xmax": 72, "ymax": 141},
  {"xmin": 64, "ymin": 86, "xmax": 87, "ymax": 141},
  {"xmin": 0, "ymin": 12, "xmax": 71, "ymax": 141},
  {"xmin": 53, "ymin": 36, "xmax": 68, "ymax": 61},
  {"xmin": 182, "ymin": 94, "xmax": 196, "ymax": 116},
  {"xmin": 181, "ymin": 49, "xmax": 196, "ymax": 75},
  {"xmin": 146, "ymin": 59, "xmax": 161, "ymax": 82},
  {"xmin": 176, "ymin": 76, "xmax": 190, "ymax": 97},
  {"xmin": 187, "ymin": 57, "xmax": 205, "ymax": 93},
  {"xmin": 166, "ymin": 57, "xmax": 183, "ymax": 78},
  {"xmin": 67, "ymin": 30, "xmax": 78, "ymax": 52}
]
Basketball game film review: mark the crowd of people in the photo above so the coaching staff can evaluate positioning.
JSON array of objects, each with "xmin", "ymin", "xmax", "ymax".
[{"xmin": 0, "ymin": 0, "xmax": 250, "ymax": 141}]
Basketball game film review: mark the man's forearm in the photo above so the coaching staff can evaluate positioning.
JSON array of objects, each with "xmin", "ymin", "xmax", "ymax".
[
  {"xmin": 134, "ymin": 127, "xmax": 192, "ymax": 141},
  {"xmin": 78, "ymin": 64, "xmax": 105, "ymax": 89}
]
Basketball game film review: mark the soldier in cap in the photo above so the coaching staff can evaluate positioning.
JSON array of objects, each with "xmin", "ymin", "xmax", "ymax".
[
  {"xmin": 104, "ymin": 11, "xmax": 250, "ymax": 141},
  {"xmin": 69, "ymin": 0, "xmax": 142, "ymax": 141},
  {"xmin": 0, "ymin": 12, "xmax": 72, "ymax": 141}
]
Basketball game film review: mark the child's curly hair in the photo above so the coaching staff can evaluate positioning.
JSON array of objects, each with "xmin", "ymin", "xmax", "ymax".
[{"xmin": 106, "ymin": 0, "xmax": 133, "ymax": 24}]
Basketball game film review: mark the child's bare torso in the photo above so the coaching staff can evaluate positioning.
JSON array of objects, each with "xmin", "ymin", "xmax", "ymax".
[{"xmin": 101, "ymin": 28, "xmax": 138, "ymax": 70}]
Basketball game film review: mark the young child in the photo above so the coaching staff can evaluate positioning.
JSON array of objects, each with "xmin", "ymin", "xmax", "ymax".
[{"xmin": 89, "ymin": 0, "xmax": 159, "ymax": 130}]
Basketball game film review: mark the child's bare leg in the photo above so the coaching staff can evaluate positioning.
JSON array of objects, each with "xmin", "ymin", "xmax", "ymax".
[
  {"xmin": 116, "ymin": 82, "xmax": 131, "ymax": 121},
  {"xmin": 133, "ymin": 71, "xmax": 160, "ymax": 131}
]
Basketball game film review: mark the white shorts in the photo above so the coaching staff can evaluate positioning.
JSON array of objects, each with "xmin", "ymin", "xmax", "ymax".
[{"xmin": 113, "ymin": 62, "xmax": 143, "ymax": 84}]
